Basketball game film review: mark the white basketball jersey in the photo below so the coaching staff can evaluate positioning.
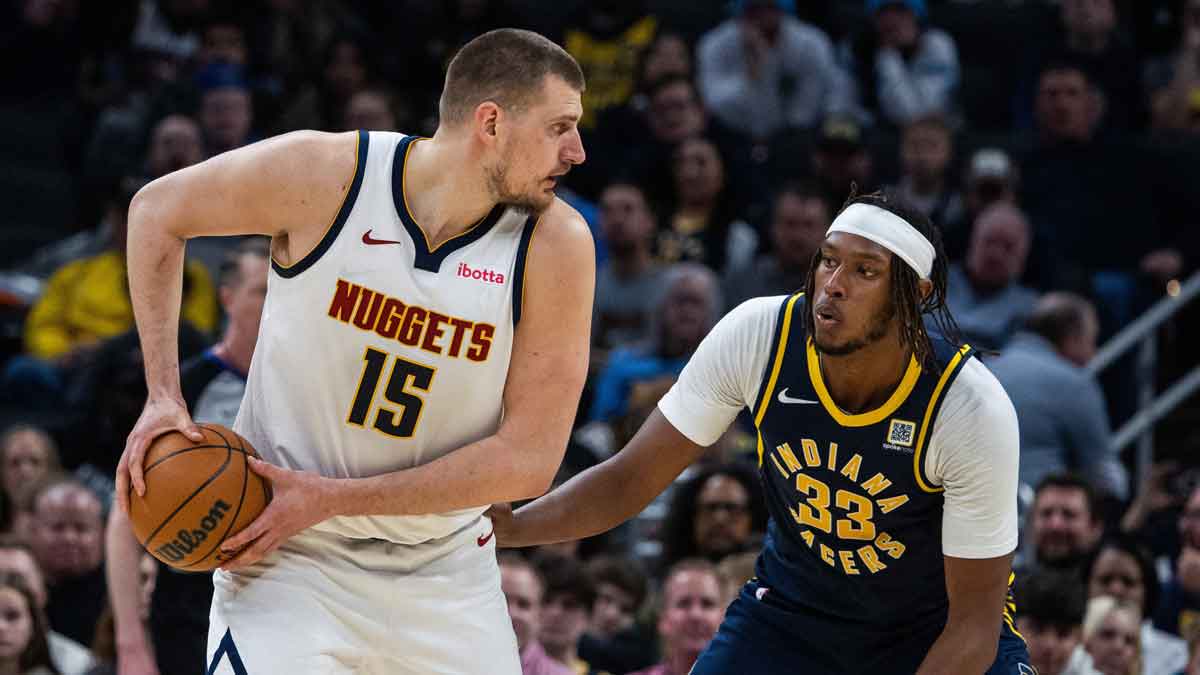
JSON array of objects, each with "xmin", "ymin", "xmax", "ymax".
[{"xmin": 235, "ymin": 131, "xmax": 538, "ymax": 545}]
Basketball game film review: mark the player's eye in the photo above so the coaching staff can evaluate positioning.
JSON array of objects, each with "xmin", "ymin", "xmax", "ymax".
[
  {"xmin": 859, "ymin": 265, "xmax": 877, "ymax": 278},
  {"xmin": 821, "ymin": 257, "xmax": 837, "ymax": 269}
]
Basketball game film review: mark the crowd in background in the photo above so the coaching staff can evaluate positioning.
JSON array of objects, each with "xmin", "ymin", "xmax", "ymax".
[{"xmin": 0, "ymin": 0, "xmax": 1198, "ymax": 674}]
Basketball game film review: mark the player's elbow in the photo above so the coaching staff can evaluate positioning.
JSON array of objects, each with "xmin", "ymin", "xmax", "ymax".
[{"xmin": 516, "ymin": 453, "xmax": 559, "ymax": 501}]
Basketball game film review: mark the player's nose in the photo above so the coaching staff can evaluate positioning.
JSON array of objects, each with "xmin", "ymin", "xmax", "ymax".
[{"xmin": 562, "ymin": 130, "xmax": 585, "ymax": 165}]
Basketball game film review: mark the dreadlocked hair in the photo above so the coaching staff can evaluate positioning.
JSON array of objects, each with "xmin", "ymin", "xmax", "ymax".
[{"xmin": 802, "ymin": 188, "xmax": 962, "ymax": 373}]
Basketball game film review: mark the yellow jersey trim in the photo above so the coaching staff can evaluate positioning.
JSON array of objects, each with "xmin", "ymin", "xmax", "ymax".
[
  {"xmin": 805, "ymin": 341, "xmax": 922, "ymax": 428},
  {"xmin": 911, "ymin": 344, "xmax": 972, "ymax": 493},
  {"xmin": 753, "ymin": 293, "xmax": 803, "ymax": 430},
  {"xmin": 399, "ymin": 137, "xmax": 488, "ymax": 252}
]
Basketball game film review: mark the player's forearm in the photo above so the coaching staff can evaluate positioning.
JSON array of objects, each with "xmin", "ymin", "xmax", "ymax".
[
  {"xmin": 105, "ymin": 507, "xmax": 151, "ymax": 647},
  {"xmin": 328, "ymin": 433, "xmax": 562, "ymax": 517},
  {"xmin": 914, "ymin": 623, "xmax": 998, "ymax": 675},
  {"xmin": 126, "ymin": 185, "xmax": 188, "ymax": 400}
]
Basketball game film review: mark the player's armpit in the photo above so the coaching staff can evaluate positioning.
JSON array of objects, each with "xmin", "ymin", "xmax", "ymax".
[
  {"xmin": 915, "ymin": 552, "xmax": 1013, "ymax": 675},
  {"xmin": 494, "ymin": 200, "xmax": 595, "ymax": 497},
  {"xmin": 129, "ymin": 130, "xmax": 357, "ymax": 255}
]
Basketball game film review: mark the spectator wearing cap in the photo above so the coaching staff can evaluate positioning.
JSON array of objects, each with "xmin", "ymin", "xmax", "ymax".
[
  {"xmin": 628, "ymin": 560, "xmax": 725, "ymax": 675},
  {"xmin": 987, "ymin": 294, "xmax": 1128, "ymax": 501},
  {"xmin": 196, "ymin": 62, "xmax": 256, "ymax": 154},
  {"xmin": 811, "ymin": 114, "xmax": 875, "ymax": 209},
  {"xmin": 840, "ymin": 0, "xmax": 960, "ymax": 127},
  {"xmin": 941, "ymin": 203, "xmax": 1037, "ymax": 350},
  {"xmin": 941, "ymin": 148, "xmax": 1019, "ymax": 262},
  {"xmin": 723, "ymin": 181, "xmax": 829, "ymax": 310},
  {"xmin": 697, "ymin": 0, "xmax": 851, "ymax": 140},
  {"xmin": 889, "ymin": 115, "xmax": 962, "ymax": 231}
]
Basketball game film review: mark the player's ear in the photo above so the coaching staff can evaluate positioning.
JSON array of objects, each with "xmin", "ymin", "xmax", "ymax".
[
  {"xmin": 474, "ymin": 102, "xmax": 501, "ymax": 142},
  {"xmin": 917, "ymin": 278, "xmax": 933, "ymax": 301}
]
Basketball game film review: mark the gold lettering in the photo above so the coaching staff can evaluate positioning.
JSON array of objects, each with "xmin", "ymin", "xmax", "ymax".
[
  {"xmin": 820, "ymin": 543, "xmax": 836, "ymax": 567},
  {"xmin": 876, "ymin": 533, "xmax": 906, "ymax": 560},
  {"xmin": 801, "ymin": 438, "xmax": 821, "ymax": 467},
  {"xmin": 876, "ymin": 495, "xmax": 910, "ymax": 514},
  {"xmin": 861, "ymin": 472, "xmax": 892, "ymax": 496},
  {"xmin": 839, "ymin": 550, "xmax": 860, "ymax": 575},
  {"xmin": 857, "ymin": 545, "xmax": 888, "ymax": 573},
  {"xmin": 777, "ymin": 443, "xmax": 803, "ymax": 474},
  {"xmin": 801, "ymin": 530, "xmax": 815, "ymax": 547},
  {"xmin": 827, "ymin": 442, "xmax": 838, "ymax": 470},
  {"xmin": 840, "ymin": 454, "xmax": 862, "ymax": 482},
  {"xmin": 770, "ymin": 453, "xmax": 789, "ymax": 479}
]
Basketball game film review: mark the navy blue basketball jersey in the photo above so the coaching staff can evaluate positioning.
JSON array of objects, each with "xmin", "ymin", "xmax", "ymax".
[{"xmin": 746, "ymin": 293, "xmax": 1015, "ymax": 672}]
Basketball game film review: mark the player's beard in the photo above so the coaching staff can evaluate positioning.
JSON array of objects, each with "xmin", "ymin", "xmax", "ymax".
[
  {"xmin": 813, "ymin": 301, "xmax": 896, "ymax": 356},
  {"xmin": 485, "ymin": 157, "xmax": 552, "ymax": 215}
]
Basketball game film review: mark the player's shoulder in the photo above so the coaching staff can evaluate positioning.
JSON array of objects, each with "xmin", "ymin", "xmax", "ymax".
[
  {"xmin": 940, "ymin": 354, "xmax": 1019, "ymax": 432},
  {"xmin": 245, "ymin": 129, "xmax": 359, "ymax": 179},
  {"xmin": 526, "ymin": 197, "xmax": 594, "ymax": 262}
]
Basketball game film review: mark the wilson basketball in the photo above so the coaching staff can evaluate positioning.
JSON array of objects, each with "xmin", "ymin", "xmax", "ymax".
[{"xmin": 128, "ymin": 423, "xmax": 271, "ymax": 572}]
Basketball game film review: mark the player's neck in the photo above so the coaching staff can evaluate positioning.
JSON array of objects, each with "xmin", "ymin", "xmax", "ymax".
[
  {"xmin": 665, "ymin": 649, "xmax": 699, "ymax": 675},
  {"xmin": 542, "ymin": 641, "xmax": 577, "ymax": 666},
  {"xmin": 404, "ymin": 134, "xmax": 498, "ymax": 249},
  {"xmin": 818, "ymin": 331, "xmax": 913, "ymax": 414}
]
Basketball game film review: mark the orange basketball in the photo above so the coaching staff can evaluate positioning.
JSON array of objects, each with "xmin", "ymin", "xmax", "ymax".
[{"xmin": 128, "ymin": 423, "xmax": 271, "ymax": 572}]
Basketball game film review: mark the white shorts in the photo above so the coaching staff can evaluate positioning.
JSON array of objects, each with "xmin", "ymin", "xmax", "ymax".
[{"xmin": 206, "ymin": 517, "xmax": 520, "ymax": 675}]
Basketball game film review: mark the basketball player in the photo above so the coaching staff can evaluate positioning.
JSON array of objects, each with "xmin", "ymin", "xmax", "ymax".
[
  {"xmin": 115, "ymin": 29, "xmax": 593, "ymax": 674},
  {"xmin": 107, "ymin": 239, "xmax": 269, "ymax": 675},
  {"xmin": 490, "ymin": 193, "xmax": 1035, "ymax": 673}
]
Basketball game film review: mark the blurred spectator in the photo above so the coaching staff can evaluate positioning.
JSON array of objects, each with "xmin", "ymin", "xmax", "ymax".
[
  {"xmin": 1022, "ymin": 62, "xmax": 1180, "ymax": 297},
  {"xmin": 660, "ymin": 464, "xmax": 767, "ymax": 572},
  {"xmin": 657, "ymin": 137, "xmax": 757, "ymax": 273},
  {"xmin": 1148, "ymin": 0, "xmax": 1200, "ymax": 134},
  {"xmin": 628, "ymin": 560, "xmax": 725, "ymax": 675},
  {"xmin": 941, "ymin": 148, "xmax": 1020, "ymax": 263},
  {"xmin": 715, "ymin": 551, "xmax": 758, "ymax": 607},
  {"xmin": 276, "ymin": 35, "xmax": 372, "ymax": 133},
  {"xmin": 1082, "ymin": 537, "xmax": 1188, "ymax": 675},
  {"xmin": 723, "ymin": 181, "xmax": 829, "ymax": 310},
  {"xmin": 0, "ymin": 425, "xmax": 59, "ymax": 533},
  {"xmin": 4, "ymin": 179, "xmax": 217, "ymax": 410},
  {"xmin": 697, "ymin": 0, "xmax": 849, "ymax": 139},
  {"xmin": 145, "ymin": 114, "xmax": 205, "ymax": 178},
  {"xmin": 195, "ymin": 10, "xmax": 248, "ymax": 68},
  {"xmin": 578, "ymin": 556, "xmax": 656, "ymax": 674},
  {"xmin": 84, "ymin": 554, "xmax": 156, "ymax": 675},
  {"xmin": 1023, "ymin": 473, "xmax": 1105, "ymax": 574},
  {"xmin": 561, "ymin": 2, "xmax": 659, "ymax": 131},
  {"xmin": 1018, "ymin": 0, "xmax": 1144, "ymax": 134},
  {"xmin": 840, "ymin": 0, "xmax": 960, "ymax": 127},
  {"xmin": 1154, "ymin": 486, "xmax": 1200, "ymax": 640},
  {"xmin": 890, "ymin": 115, "xmax": 961, "ymax": 231},
  {"xmin": 0, "ymin": 571, "xmax": 61, "ymax": 675},
  {"xmin": 593, "ymin": 182, "xmax": 665, "ymax": 359},
  {"xmin": 987, "ymin": 294, "xmax": 1127, "ymax": 499},
  {"xmin": 636, "ymin": 32, "xmax": 692, "ymax": 94},
  {"xmin": 811, "ymin": 114, "xmax": 874, "ymax": 211},
  {"xmin": 942, "ymin": 203, "xmax": 1037, "ymax": 350},
  {"xmin": 28, "ymin": 478, "xmax": 105, "ymax": 647},
  {"xmin": 0, "ymin": 537, "xmax": 95, "ymax": 674},
  {"xmin": 1015, "ymin": 569, "xmax": 1101, "ymax": 675},
  {"xmin": 342, "ymin": 88, "xmax": 400, "ymax": 132},
  {"xmin": 644, "ymin": 76, "xmax": 708, "ymax": 148},
  {"xmin": 197, "ymin": 62, "xmax": 255, "ymax": 154},
  {"xmin": 1082, "ymin": 596, "xmax": 1142, "ymax": 675},
  {"xmin": 499, "ymin": 553, "xmax": 572, "ymax": 675},
  {"xmin": 589, "ymin": 264, "xmax": 721, "ymax": 424},
  {"xmin": 534, "ymin": 553, "xmax": 604, "ymax": 675},
  {"xmin": 107, "ymin": 239, "xmax": 267, "ymax": 675}
]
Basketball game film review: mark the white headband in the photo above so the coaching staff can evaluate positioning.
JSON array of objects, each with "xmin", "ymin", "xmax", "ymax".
[{"xmin": 826, "ymin": 203, "xmax": 935, "ymax": 279}]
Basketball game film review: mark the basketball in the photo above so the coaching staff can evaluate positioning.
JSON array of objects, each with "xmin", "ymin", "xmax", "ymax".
[{"xmin": 128, "ymin": 423, "xmax": 271, "ymax": 572}]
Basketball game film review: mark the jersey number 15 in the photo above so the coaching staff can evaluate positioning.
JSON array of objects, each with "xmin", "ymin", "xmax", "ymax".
[{"xmin": 347, "ymin": 347, "xmax": 436, "ymax": 437}]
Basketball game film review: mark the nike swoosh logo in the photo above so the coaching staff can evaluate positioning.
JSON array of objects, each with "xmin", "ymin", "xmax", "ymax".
[
  {"xmin": 477, "ymin": 530, "xmax": 494, "ymax": 547},
  {"xmin": 362, "ymin": 230, "xmax": 404, "ymax": 246},
  {"xmin": 777, "ymin": 388, "xmax": 819, "ymax": 405}
]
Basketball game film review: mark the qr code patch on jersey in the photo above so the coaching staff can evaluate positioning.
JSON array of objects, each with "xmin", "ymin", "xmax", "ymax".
[{"xmin": 887, "ymin": 419, "xmax": 916, "ymax": 447}]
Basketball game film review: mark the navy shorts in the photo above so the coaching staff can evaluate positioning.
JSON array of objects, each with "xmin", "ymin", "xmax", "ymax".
[{"xmin": 691, "ymin": 583, "xmax": 1034, "ymax": 675}]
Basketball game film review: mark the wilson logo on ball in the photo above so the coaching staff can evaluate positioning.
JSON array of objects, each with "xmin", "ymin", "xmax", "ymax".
[{"xmin": 155, "ymin": 499, "xmax": 231, "ymax": 563}]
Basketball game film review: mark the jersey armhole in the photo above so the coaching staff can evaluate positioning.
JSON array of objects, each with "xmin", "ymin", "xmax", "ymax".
[
  {"xmin": 510, "ymin": 214, "xmax": 540, "ymax": 327},
  {"xmin": 272, "ymin": 129, "xmax": 370, "ymax": 279},
  {"xmin": 912, "ymin": 344, "xmax": 976, "ymax": 493}
]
